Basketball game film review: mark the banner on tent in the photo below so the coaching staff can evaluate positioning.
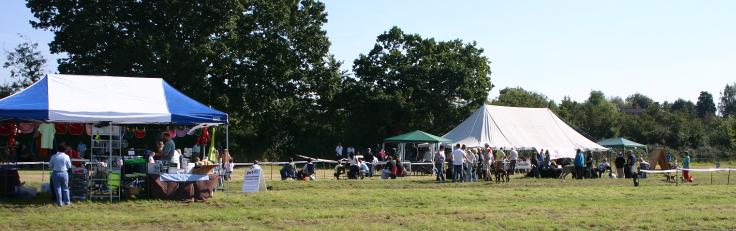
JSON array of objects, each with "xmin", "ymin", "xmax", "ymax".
[{"xmin": 242, "ymin": 168, "xmax": 266, "ymax": 193}]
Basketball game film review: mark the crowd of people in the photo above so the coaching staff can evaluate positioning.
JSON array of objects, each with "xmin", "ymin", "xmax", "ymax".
[
  {"xmin": 271, "ymin": 142, "xmax": 697, "ymax": 184},
  {"xmin": 432, "ymin": 143, "xmax": 519, "ymax": 183}
]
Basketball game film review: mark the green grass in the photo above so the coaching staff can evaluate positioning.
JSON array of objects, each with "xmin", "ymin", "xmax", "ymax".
[{"xmin": 1, "ymin": 163, "xmax": 735, "ymax": 230}]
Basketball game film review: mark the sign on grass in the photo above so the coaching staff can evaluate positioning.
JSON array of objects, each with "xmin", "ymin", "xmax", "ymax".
[{"xmin": 242, "ymin": 168, "xmax": 266, "ymax": 192}]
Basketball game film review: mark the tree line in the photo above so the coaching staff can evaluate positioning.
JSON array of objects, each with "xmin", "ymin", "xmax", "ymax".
[{"xmin": 3, "ymin": 0, "xmax": 734, "ymax": 160}]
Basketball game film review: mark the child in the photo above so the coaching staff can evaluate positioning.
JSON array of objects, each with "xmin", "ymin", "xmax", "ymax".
[{"xmin": 225, "ymin": 159, "xmax": 234, "ymax": 181}]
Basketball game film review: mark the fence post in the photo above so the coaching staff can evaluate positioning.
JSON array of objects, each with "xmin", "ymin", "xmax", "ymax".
[
  {"xmin": 711, "ymin": 171, "xmax": 713, "ymax": 185},
  {"xmin": 41, "ymin": 162, "xmax": 45, "ymax": 183},
  {"xmin": 728, "ymin": 170, "xmax": 731, "ymax": 185}
]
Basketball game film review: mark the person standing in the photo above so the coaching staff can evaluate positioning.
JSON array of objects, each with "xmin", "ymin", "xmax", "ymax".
[
  {"xmin": 682, "ymin": 152, "xmax": 693, "ymax": 182},
  {"xmin": 482, "ymin": 144, "xmax": 493, "ymax": 180},
  {"xmin": 348, "ymin": 153, "xmax": 359, "ymax": 179},
  {"xmin": 531, "ymin": 152, "xmax": 540, "ymax": 178},
  {"xmin": 49, "ymin": 144, "xmax": 72, "ymax": 206},
  {"xmin": 464, "ymin": 146, "xmax": 475, "ymax": 182},
  {"xmin": 377, "ymin": 148, "xmax": 386, "ymax": 161},
  {"xmin": 585, "ymin": 151, "xmax": 594, "ymax": 178},
  {"xmin": 474, "ymin": 148, "xmax": 483, "ymax": 180},
  {"xmin": 364, "ymin": 148, "xmax": 375, "ymax": 177},
  {"xmin": 225, "ymin": 159, "xmax": 234, "ymax": 181},
  {"xmin": 537, "ymin": 149, "xmax": 545, "ymax": 176},
  {"xmin": 162, "ymin": 132, "xmax": 176, "ymax": 164},
  {"xmin": 335, "ymin": 143, "xmax": 343, "ymax": 160},
  {"xmin": 494, "ymin": 147, "xmax": 506, "ymax": 173},
  {"xmin": 218, "ymin": 149, "xmax": 232, "ymax": 165},
  {"xmin": 614, "ymin": 153, "xmax": 626, "ymax": 178},
  {"xmin": 508, "ymin": 148, "xmax": 519, "ymax": 175},
  {"xmin": 451, "ymin": 144, "xmax": 465, "ymax": 182},
  {"xmin": 346, "ymin": 146, "xmax": 355, "ymax": 157},
  {"xmin": 434, "ymin": 146, "xmax": 446, "ymax": 182},
  {"xmin": 638, "ymin": 158, "xmax": 650, "ymax": 179},
  {"xmin": 446, "ymin": 146, "xmax": 454, "ymax": 180},
  {"xmin": 624, "ymin": 151, "xmax": 637, "ymax": 179},
  {"xmin": 574, "ymin": 149, "xmax": 585, "ymax": 180}
]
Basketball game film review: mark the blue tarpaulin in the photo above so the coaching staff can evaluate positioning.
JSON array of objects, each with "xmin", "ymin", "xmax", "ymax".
[{"xmin": 0, "ymin": 74, "xmax": 228, "ymax": 124}]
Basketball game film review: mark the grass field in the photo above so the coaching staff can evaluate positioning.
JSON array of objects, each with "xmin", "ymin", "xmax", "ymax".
[{"xmin": 1, "ymin": 163, "xmax": 735, "ymax": 230}]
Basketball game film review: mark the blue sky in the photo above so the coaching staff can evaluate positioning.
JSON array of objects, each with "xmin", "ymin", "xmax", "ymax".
[{"xmin": 2, "ymin": 1, "xmax": 735, "ymax": 103}]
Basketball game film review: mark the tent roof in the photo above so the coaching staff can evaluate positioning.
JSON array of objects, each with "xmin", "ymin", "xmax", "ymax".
[
  {"xmin": 597, "ymin": 137, "xmax": 646, "ymax": 148},
  {"xmin": 384, "ymin": 130, "xmax": 451, "ymax": 143},
  {"xmin": 0, "ymin": 74, "xmax": 228, "ymax": 124},
  {"xmin": 442, "ymin": 105, "xmax": 607, "ymax": 159}
]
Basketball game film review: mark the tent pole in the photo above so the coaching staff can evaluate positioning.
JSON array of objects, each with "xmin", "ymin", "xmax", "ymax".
[
  {"xmin": 109, "ymin": 123, "xmax": 113, "ymax": 203},
  {"xmin": 226, "ymin": 125, "xmax": 229, "ymax": 150}
]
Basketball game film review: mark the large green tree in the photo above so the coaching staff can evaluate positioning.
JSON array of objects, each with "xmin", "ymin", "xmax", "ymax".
[
  {"xmin": 1, "ymin": 35, "xmax": 47, "ymax": 98},
  {"xmin": 28, "ymin": 0, "xmax": 343, "ymax": 159},
  {"xmin": 695, "ymin": 91, "xmax": 717, "ymax": 118},
  {"xmin": 671, "ymin": 98, "xmax": 696, "ymax": 116},
  {"xmin": 579, "ymin": 91, "xmax": 620, "ymax": 139},
  {"xmin": 719, "ymin": 83, "xmax": 736, "ymax": 117},
  {"xmin": 342, "ymin": 26, "xmax": 492, "ymax": 146},
  {"xmin": 625, "ymin": 93, "xmax": 654, "ymax": 109},
  {"xmin": 492, "ymin": 87, "xmax": 556, "ymax": 108}
]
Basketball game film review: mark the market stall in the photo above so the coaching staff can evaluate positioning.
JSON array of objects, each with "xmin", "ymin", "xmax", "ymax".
[{"xmin": 0, "ymin": 74, "xmax": 228, "ymax": 202}]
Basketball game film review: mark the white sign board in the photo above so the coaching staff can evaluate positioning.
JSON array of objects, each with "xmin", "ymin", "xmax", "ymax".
[{"xmin": 242, "ymin": 168, "xmax": 266, "ymax": 192}]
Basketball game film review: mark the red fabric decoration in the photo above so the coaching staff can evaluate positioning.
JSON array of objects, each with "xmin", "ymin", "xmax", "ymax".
[
  {"xmin": 0, "ymin": 122, "xmax": 12, "ymax": 136},
  {"xmin": 67, "ymin": 123, "xmax": 84, "ymax": 136},
  {"xmin": 19, "ymin": 123, "xmax": 36, "ymax": 134},
  {"xmin": 55, "ymin": 123, "xmax": 68, "ymax": 135},
  {"xmin": 197, "ymin": 127, "xmax": 210, "ymax": 144},
  {"xmin": 135, "ymin": 129, "xmax": 146, "ymax": 139},
  {"xmin": 7, "ymin": 123, "xmax": 18, "ymax": 148}
]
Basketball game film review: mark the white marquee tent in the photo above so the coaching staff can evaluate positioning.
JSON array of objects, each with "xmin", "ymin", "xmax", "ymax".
[{"xmin": 442, "ymin": 105, "xmax": 607, "ymax": 159}]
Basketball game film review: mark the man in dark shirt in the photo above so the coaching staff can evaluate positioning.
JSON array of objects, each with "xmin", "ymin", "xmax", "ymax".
[
  {"xmin": 625, "ymin": 151, "xmax": 637, "ymax": 179},
  {"xmin": 364, "ymin": 148, "xmax": 375, "ymax": 177},
  {"xmin": 614, "ymin": 153, "xmax": 626, "ymax": 178}
]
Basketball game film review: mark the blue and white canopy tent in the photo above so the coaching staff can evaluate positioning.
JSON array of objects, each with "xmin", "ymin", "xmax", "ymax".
[
  {"xmin": 0, "ymin": 74, "xmax": 227, "ymax": 124},
  {"xmin": 0, "ymin": 74, "xmax": 230, "ymax": 201}
]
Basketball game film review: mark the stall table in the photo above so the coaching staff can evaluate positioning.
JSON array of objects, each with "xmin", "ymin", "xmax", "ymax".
[{"xmin": 148, "ymin": 173, "xmax": 217, "ymax": 201}]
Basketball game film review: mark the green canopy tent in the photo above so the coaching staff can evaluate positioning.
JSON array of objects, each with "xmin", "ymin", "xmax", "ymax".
[
  {"xmin": 597, "ymin": 137, "xmax": 648, "ymax": 159},
  {"xmin": 383, "ymin": 130, "xmax": 451, "ymax": 162}
]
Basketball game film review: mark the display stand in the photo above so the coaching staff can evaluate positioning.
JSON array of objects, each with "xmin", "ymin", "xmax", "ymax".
[{"xmin": 88, "ymin": 124, "xmax": 123, "ymax": 202}]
